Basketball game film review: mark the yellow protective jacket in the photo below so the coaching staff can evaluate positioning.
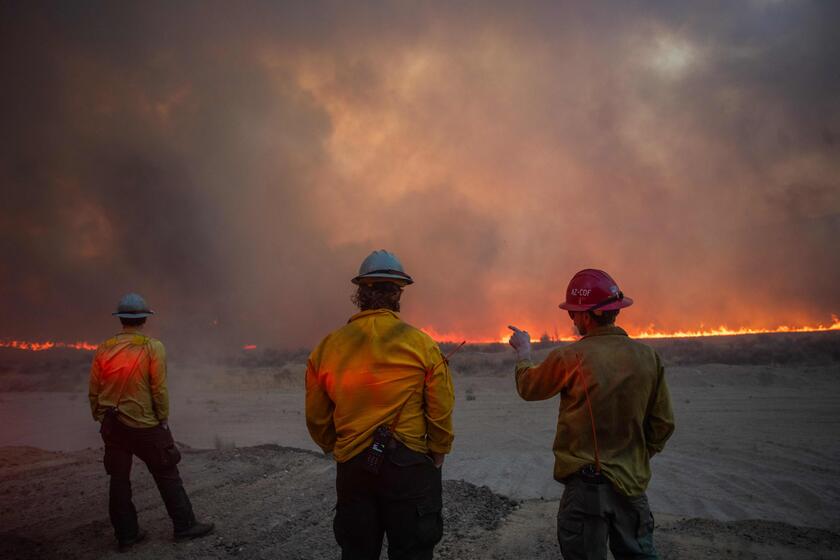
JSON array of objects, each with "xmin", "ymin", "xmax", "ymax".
[
  {"xmin": 515, "ymin": 325, "xmax": 674, "ymax": 496},
  {"xmin": 306, "ymin": 309, "xmax": 455, "ymax": 463},
  {"xmin": 88, "ymin": 329, "xmax": 169, "ymax": 428}
]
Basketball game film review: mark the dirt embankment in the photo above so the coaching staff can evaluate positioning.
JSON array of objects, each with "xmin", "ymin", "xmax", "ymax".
[
  {"xmin": 0, "ymin": 445, "xmax": 516, "ymax": 560},
  {"xmin": 2, "ymin": 445, "xmax": 839, "ymax": 560}
]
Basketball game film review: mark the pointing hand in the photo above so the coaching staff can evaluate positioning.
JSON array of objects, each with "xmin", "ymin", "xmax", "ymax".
[{"xmin": 507, "ymin": 325, "xmax": 532, "ymax": 361}]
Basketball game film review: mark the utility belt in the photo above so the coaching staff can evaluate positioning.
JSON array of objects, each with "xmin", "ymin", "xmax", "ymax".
[
  {"xmin": 361, "ymin": 426, "xmax": 433, "ymax": 474},
  {"xmin": 567, "ymin": 464, "xmax": 609, "ymax": 485},
  {"xmin": 100, "ymin": 407, "xmax": 165, "ymax": 436}
]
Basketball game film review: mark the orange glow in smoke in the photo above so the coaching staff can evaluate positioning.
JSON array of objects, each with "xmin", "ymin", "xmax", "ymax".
[{"xmin": 242, "ymin": 344, "xmax": 257, "ymax": 350}]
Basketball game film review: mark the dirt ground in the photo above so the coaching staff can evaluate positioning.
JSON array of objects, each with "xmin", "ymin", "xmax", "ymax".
[
  {"xmin": 2, "ymin": 444, "xmax": 839, "ymax": 560},
  {"xmin": 2, "ymin": 332, "xmax": 840, "ymax": 558}
]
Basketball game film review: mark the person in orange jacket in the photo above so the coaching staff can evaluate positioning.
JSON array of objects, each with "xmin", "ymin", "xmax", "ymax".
[
  {"xmin": 89, "ymin": 293, "xmax": 213, "ymax": 551},
  {"xmin": 509, "ymin": 269, "xmax": 674, "ymax": 560},
  {"xmin": 306, "ymin": 250, "xmax": 455, "ymax": 560}
]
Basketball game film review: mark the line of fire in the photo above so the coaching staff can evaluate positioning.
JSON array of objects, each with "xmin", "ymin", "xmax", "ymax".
[{"xmin": 4, "ymin": 315, "xmax": 838, "ymax": 352}]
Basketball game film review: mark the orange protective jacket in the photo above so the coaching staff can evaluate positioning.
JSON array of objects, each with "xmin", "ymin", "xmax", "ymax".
[
  {"xmin": 306, "ymin": 309, "xmax": 455, "ymax": 463},
  {"xmin": 88, "ymin": 329, "xmax": 169, "ymax": 428},
  {"xmin": 515, "ymin": 325, "xmax": 675, "ymax": 496}
]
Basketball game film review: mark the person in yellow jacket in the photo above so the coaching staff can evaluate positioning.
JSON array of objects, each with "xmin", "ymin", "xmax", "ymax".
[
  {"xmin": 89, "ymin": 293, "xmax": 213, "ymax": 551},
  {"xmin": 508, "ymin": 269, "xmax": 674, "ymax": 560},
  {"xmin": 306, "ymin": 250, "xmax": 455, "ymax": 560}
]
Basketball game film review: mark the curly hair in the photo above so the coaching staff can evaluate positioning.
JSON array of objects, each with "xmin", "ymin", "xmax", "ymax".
[{"xmin": 351, "ymin": 282, "xmax": 403, "ymax": 312}]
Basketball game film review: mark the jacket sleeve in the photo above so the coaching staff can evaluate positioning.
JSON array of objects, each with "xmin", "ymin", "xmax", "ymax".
[
  {"xmin": 644, "ymin": 353, "xmax": 675, "ymax": 457},
  {"xmin": 515, "ymin": 348, "xmax": 577, "ymax": 401},
  {"xmin": 305, "ymin": 354, "xmax": 337, "ymax": 453},
  {"xmin": 424, "ymin": 345, "xmax": 455, "ymax": 454},
  {"xmin": 88, "ymin": 351, "xmax": 102, "ymax": 421},
  {"xmin": 149, "ymin": 341, "xmax": 170, "ymax": 422}
]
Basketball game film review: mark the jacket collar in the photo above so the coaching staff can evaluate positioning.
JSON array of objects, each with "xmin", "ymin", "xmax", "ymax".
[
  {"xmin": 581, "ymin": 324, "xmax": 628, "ymax": 340},
  {"xmin": 348, "ymin": 308, "xmax": 401, "ymax": 323}
]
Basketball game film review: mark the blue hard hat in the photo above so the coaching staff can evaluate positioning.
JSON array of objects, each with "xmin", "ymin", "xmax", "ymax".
[
  {"xmin": 352, "ymin": 250, "xmax": 414, "ymax": 286},
  {"xmin": 113, "ymin": 293, "xmax": 155, "ymax": 318}
]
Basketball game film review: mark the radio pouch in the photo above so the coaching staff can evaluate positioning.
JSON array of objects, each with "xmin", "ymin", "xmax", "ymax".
[{"xmin": 362, "ymin": 425, "xmax": 393, "ymax": 474}]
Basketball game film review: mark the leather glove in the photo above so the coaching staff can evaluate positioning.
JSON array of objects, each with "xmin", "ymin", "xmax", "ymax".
[{"xmin": 508, "ymin": 325, "xmax": 532, "ymax": 362}]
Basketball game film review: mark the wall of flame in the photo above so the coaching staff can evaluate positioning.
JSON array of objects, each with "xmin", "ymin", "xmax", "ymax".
[{"xmin": 3, "ymin": 315, "xmax": 838, "ymax": 351}]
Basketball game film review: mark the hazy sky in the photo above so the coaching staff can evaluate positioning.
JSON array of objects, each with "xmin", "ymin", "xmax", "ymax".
[{"xmin": 1, "ymin": 1, "xmax": 838, "ymax": 349}]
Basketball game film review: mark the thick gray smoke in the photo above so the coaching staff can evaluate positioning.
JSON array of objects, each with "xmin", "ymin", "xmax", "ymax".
[{"xmin": 1, "ymin": 1, "xmax": 838, "ymax": 350}]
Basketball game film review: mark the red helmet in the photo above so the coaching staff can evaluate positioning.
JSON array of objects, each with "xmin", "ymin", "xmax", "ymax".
[{"xmin": 558, "ymin": 269, "xmax": 633, "ymax": 312}]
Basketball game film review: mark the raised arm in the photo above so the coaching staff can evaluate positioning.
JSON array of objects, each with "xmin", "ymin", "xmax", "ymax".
[{"xmin": 514, "ymin": 348, "xmax": 576, "ymax": 401}]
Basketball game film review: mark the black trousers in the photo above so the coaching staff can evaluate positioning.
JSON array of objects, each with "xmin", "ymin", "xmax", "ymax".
[
  {"xmin": 557, "ymin": 475, "xmax": 658, "ymax": 560},
  {"xmin": 334, "ymin": 443, "xmax": 444, "ymax": 560},
  {"xmin": 100, "ymin": 416, "xmax": 196, "ymax": 540}
]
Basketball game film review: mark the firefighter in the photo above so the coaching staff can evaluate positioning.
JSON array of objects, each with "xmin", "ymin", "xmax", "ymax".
[
  {"xmin": 88, "ymin": 293, "xmax": 214, "ymax": 551},
  {"xmin": 306, "ymin": 250, "xmax": 455, "ymax": 560},
  {"xmin": 508, "ymin": 269, "xmax": 675, "ymax": 560}
]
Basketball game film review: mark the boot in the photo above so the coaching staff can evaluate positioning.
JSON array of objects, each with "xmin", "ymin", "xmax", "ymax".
[
  {"xmin": 118, "ymin": 529, "xmax": 147, "ymax": 552},
  {"xmin": 174, "ymin": 521, "xmax": 215, "ymax": 542}
]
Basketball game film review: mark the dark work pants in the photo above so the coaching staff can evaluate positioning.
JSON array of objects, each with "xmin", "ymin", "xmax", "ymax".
[
  {"xmin": 334, "ymin": 443, "xmax": 444, "ymax": 560},
  {"xmin": 557, "ymin": 476, "xmax": 658, "ymax": 560},
  {"xmin": 100, "ymin": 417, "xmax": 196, "ymax": 541}
]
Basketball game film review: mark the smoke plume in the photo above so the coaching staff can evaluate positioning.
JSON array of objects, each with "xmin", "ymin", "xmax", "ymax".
[{"xmin": 1, "ymin": 1, "xmax": 838, "ymax": 349}]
